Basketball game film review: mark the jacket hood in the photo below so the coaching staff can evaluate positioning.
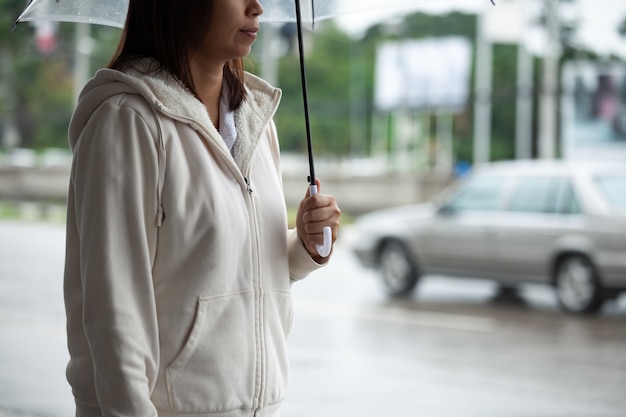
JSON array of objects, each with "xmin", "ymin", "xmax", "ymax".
[{"xmin": 69, "ymin": 59, "xmax": 282, "ymax": 168}]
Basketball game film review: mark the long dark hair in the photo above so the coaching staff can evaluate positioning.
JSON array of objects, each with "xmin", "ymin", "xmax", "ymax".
[{"xmin": 108, "ymin": 0, "xmax": 247, "ymax": 110}]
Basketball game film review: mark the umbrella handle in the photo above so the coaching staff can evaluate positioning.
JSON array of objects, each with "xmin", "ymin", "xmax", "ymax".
[{"xmin": 309, "ymin": 184, "xmax": 332, "ymax": 258}]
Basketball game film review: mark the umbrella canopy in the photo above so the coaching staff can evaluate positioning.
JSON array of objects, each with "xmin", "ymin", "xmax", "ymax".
[{"xmin": 15, "ymin": 0, "xmax": 432, "ymax": 28}]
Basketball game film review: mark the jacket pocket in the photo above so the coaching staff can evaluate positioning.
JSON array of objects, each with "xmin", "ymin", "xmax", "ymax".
[{"xmin": 165, "ymin": 291, "xmax": 256, "ymax": 413}]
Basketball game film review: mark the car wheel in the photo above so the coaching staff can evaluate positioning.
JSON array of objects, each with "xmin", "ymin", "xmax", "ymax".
[
  {"xmin": 555, "ymin": 255, "xmax": 604, "ymax": 314},
  {"xmin": 378, "ymin": 240, "xmax": 419, "ymax": 297}
]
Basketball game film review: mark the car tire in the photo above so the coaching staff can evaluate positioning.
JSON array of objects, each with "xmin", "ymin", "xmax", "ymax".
[
  {"xmin": 378, "ymin": 240, "xmax": 419, "ymax": 297},
  {"xmin": 554, "ymin": 255, "xmax": 604, "ymax": 314}
]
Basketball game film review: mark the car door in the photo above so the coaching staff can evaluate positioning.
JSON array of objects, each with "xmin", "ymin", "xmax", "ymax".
[
  {"xmin": 489, "ymin": 176, "xmax": 585, "ymax": 282},
  {"xmin": 418, "ymin": 175, "xmax": 510, "ymax": 276}
]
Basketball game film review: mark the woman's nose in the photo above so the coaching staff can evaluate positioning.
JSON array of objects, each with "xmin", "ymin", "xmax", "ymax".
[{"xmin": 250, "ymin": 0, "xmax": 264, "ymax": 17}]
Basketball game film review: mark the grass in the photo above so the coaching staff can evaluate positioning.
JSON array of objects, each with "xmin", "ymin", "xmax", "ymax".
[
  {"xmin": 0, "ymin": 201, "xmax": 66, "ymax": 223},
  {"xmin": 0, "ymin": 202, "xmax": 21, "ymax": 219}
]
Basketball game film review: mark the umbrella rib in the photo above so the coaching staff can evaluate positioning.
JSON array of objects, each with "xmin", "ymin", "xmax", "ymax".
[{"xmin": 295, "ymin": 0, "xmax": 316, "ymax": 186}]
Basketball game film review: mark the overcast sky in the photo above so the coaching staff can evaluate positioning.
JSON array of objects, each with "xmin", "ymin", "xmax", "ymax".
[{"xmin": 336, "ymin": 0, "xmax": 626, "ymax": 58}]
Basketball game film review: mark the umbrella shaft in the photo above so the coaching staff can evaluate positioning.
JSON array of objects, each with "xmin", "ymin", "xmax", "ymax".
[{"xmin": 295, "ymin": 0, "xmax": 315, "ymax": 186}]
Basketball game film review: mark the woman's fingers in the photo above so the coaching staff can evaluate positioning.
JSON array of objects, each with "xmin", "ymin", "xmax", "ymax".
[
  {"xmin": 296, "ymin": 179, "xmax": 341, "ymax": 259},
  {"xmin": 302, "ymin": 195, "xmax": 340, "ymax": 243}
]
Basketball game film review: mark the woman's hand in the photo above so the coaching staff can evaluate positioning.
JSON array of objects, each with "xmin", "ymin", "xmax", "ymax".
[{"xmin": 296, "ymin": 179, "xmax": 341, "ymax": 263}]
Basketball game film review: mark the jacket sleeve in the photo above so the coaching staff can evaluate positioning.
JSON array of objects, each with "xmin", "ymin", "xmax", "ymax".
[
  {"xmin": 68, "ymin": 98, "xmax": 160, "ymax": 416},
  {"xmin": 265, "ymin": 119, "xmax": 326, "ymax": 281},
  {"xmin": 287, "ymin": 229, "xmax": 326, "ymax": 281}
]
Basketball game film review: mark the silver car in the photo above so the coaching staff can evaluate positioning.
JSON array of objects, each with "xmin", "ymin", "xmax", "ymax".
[{"xmin": 350, "ymin": 160, "xmax": 626, "ymax": 314}]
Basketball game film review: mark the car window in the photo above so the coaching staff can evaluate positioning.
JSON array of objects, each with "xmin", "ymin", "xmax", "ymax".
[
  {"xmin": 554, "ymin": 181, "xmax": 582, "ymax": 214},
  {"xmin": 508, "ymin": 178, "xmax": 555, "ymax": 213},
  {"xmin": 506, "ymin": 177, "xmax": 581, "ymax": 214},
  {"xmin": 445, "ymin": 176, "xmax": 508, "ymax": 212},
  {"xmin": 594, "ymin": 175, "xmax": 626, "ymax": 209}
]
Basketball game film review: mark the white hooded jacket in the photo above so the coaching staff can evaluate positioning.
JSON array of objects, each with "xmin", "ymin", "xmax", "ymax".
[{"xmin": 64, "ymin": 61, "xmax": 324, "ymax": 417}]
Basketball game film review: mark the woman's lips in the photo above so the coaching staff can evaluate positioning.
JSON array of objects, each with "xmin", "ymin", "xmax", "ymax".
[{"xmin": 241, "ymin": 27, "xmax": 259, "ymax": 39}]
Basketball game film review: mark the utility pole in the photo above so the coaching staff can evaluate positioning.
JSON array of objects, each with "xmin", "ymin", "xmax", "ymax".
[
  {"xmin": 260, "ymin": 24, "xmax": 279, "ymax": 87},
  {"xmin": 473, "ymin": 8, "xmax": 493, "ymax": 165},
  {"xmin": 1, "ymin": 48, "xmax": 19, "ymax": 148},
  {"xmin": 515, "ymin": 0, "xmax": 533, "ymax": 160},
  {"xmin": 74, "ymin": 23, "xmax": 91, "ymax": 105},
  {"xmin": 538, "ymin": 0, "xmax": 560, "ymax": 159}
]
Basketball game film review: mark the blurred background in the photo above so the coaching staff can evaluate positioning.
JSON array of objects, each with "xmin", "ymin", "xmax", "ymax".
[{"xmin": 1, "ymin": 0, "xmax": 625, "ymax": 416}]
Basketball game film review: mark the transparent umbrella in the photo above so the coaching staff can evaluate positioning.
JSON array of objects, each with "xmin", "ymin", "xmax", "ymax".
[
  {"xmin": 13, "ymin": 0, "xmax": 494, "ymax": 256},
  {"xmin": 14, "ymin": 0, "xmax": 436, "ymax": 28}
]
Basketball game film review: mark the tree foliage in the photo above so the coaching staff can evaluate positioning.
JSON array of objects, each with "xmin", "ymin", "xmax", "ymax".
[
  {"xmin": 1, "ymin": 1, "xmax": 120, "ymax": 151},
  {"xmin": 272, "ymin": 22, "xmax": 354, "ymax": 156}
]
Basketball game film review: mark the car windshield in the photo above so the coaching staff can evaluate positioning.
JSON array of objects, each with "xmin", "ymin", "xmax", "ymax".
[
  {"xmin": 444, "ymin": 176, "xmax": 508, "ymax": 212},
  {"xmin": 595, "ymin": 175, "xmax": 626, "ymax": 209}
]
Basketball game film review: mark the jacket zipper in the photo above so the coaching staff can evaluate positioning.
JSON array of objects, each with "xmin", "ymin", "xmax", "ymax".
[
  {"xmin": 244, "ymin": 177, "xmax": 253, "ymax": 195},
  {"xmin": 244, "ymin": 174, "xmax": 266, "ymax": 413},
  {"xmin": 244, "ymin": 176, "xmax": 266, "ymax": 416}
]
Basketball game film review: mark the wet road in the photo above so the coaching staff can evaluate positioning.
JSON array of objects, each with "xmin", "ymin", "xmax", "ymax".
[{"xmin": 1, "ymin": 220, "xmax": 625, "ymax": 417}]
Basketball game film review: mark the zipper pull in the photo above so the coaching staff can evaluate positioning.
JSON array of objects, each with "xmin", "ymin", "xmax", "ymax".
[{"xmin": 244, "ymin": 177, "xmax": 253, "ymax": 195}]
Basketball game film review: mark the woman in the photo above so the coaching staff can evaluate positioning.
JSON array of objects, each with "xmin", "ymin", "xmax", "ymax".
[{"xmin": 63, "ymin": 0, "xmax": 341, "ymax": 415}]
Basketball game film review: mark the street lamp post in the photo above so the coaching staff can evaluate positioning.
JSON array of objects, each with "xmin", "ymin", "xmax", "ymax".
[{"xmin": 539, "ymin": 0, "xmax": 560, "ymax": 159}]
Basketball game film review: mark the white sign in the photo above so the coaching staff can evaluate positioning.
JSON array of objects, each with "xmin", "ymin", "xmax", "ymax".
[{"xmin": 374, "ymin": 37, "xmax": 472, "ymax": 112}]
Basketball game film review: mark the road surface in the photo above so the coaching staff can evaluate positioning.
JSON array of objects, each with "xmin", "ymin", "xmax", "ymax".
[{"xmin": 1, "ymin": 220, "xmax": 625, "ymax": 417}]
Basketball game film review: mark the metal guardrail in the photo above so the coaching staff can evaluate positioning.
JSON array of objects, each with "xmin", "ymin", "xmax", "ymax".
[{"xmin": 0, "ymin": 166, "xmax": 70, "ymax": 202}]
